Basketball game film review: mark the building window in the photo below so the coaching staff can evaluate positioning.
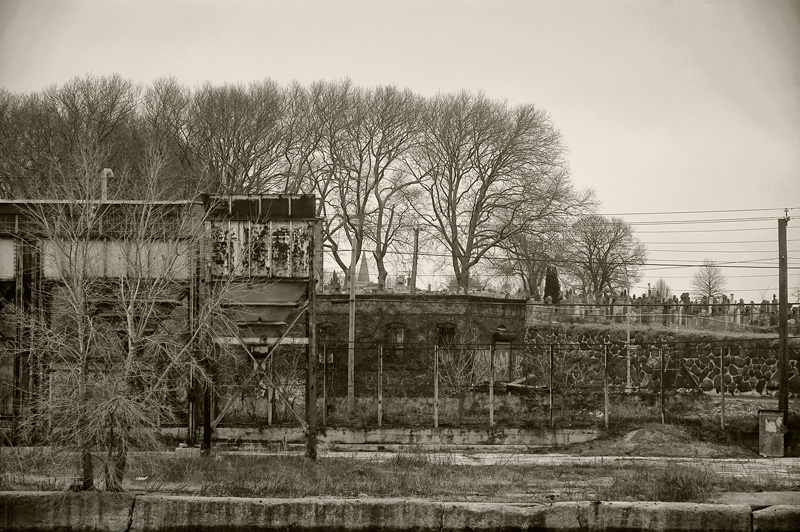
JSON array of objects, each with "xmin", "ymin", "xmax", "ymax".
[
  {"xmin": 387, "ymin": 324, "xmax": 405, "ymax": 356},
  {"xmin": 435, "ymin": 323, "xmax": 456, "ymax": 348}
]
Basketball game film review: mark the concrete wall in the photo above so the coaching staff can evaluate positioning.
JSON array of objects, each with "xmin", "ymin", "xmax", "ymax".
[
  {"xmin": 162, "ymin": 425, "xmax": 599, "ymax": 448},
  {"xmin": 5, "ymin": 491, "xmax": 797, "ymax": 531},
  {"xmin": 317, "ymin": 294, "xmax": 527, "ymax": 399}
]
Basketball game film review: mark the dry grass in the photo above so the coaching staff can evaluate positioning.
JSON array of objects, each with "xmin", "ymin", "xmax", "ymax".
[{"xmin": 1, "ymin": 441, "xmax": 790, "ymax": 504}]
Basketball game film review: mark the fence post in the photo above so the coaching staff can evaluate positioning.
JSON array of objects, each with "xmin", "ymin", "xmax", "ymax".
[
  {"xmin": 434, "ymin": 345, "xmax": 439, "ymax": 429},
  {"xmin": 660, "ymin": 347, "xmax": 665, "ymax": 424},
  {"xmin": 489, "ymin": 343, "xmax": 495, "ymax": 428},
  {"xmin": 267, "ymin": 356, "xmax": 273, "ymax": 426},
  {"xmin": 377, "ymin": 344, "xmax": 383, "ymax": 428},
  {"xmin": 322, "ymin": 341, "xmax": 328, "ymax": 427},
  {"xmin": 549, "ymin": 344, "xmax": 554, "ymax": 428},
  {"xmin": 720, "ymin": 347, "xmax": 726, "ymax": 430},
  {"xmin": 604, "ymin": 344, "xmax": 609, "ymax": 430}
]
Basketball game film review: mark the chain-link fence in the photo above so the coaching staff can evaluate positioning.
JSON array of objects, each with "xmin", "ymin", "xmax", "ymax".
[
  {"xmin": 309, "ymin": 339, "xmax": 800, "ymax": 431},
  {"xmin": 207, "ymin": 339, "xmax": 800, "ymax": 433}
]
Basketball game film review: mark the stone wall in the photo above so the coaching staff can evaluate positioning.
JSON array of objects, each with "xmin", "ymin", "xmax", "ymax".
[
  {"xmin": 525, "ymin": 324, "xmax": 800, "ymax": 396},
  {"xmin": 317, "ymin": 294, "xmax": 527, "ymax": 399}
]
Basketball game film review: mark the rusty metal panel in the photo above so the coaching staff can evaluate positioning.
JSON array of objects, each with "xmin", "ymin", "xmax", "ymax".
[
  {"xmin": 0, "ymin": 238, "xmax": 14, "ymax": 279},
  {"xmin": 205, "ymin": 195, "xmax": 317, "ymax": 280},
  {"xmin": 270, "ymin": 221, "xmax": 292, "ymax": 277},
  {"xmin": 248, "ymin": 223, "xmax": 271, "ymax": 276},
  {"xmin": 210, "ymin": 223, "xmax": 231, "ymax": 277},
  {"xmin": 291, "ymin": 223, "xmax": 311, "ymax": 278},
  {"xmin": 231, "ymin": 221, "xmax": 245, "ymax": 276},
  {"xmin": 211, "ymin": 219, "xmax": 312, "ymax": 278}
]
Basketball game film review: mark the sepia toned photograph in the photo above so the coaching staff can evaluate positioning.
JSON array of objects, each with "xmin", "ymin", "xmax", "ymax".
[{"xmin": 1, "ymin": 1, "xmax": 799, "ymax": 530}]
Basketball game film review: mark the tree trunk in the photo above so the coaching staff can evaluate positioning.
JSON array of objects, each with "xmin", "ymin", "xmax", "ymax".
[
  {"xmin": 104, "ymin": 450, "xmax": 126, "ymax": 491},
  {"xmin": 376, "ymin": 261, "xmax": 388, "ymax": 292},
  {"xmin": 81, "ymin": 449, "xmax": 94, "ymax": 490}
]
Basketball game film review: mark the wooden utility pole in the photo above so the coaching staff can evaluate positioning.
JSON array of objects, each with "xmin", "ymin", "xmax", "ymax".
[
  {"xmin": 347, "ymin": 246, "xmax": 357, "ymax": 414},
  {"xmin": 305, "ymin": 231, "xmax": 318, "ymax": 459},
  {"xmin": 778, "ymin": 214, "xmax": 790, "ymax": 431},
  {"xmin": 410, "ymin": 226, "xmax": 420, "ymax": 295},
  {"xmin": 201, "ymin": 226, "xmax": 213, "ymax": 454}
]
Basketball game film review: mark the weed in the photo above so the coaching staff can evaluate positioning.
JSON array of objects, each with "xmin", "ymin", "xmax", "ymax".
[{"xmin": 600, "ymin": 465, "xmax": 719, "ymax": 502}]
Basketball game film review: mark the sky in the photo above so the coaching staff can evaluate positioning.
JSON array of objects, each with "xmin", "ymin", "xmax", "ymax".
[{"xmin": 1, "ymin": 0, "xmax": 799, "ymax": 301}]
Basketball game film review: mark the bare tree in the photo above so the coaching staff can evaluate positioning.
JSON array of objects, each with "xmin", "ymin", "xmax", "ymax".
[
  {"xmin": 185, "ymin": 80, "xmax": 287, "ymax": 193},
  {"xmin": 485, "ymin": 226, "xmax": 568, "ymax": 298},
  {"xmin": 10, "ymin": 141, "xmax": 239, "ymax": 490},
  {"xmin": 137, "ymin": 77, "xmax": 196, "ymax": 197},
  {"xmin": 0, "ymin": 75, "xmax": 141, "ymax": 199},
  {"xmin": 363, "ymin": 87, "xmax": 423, "ymax": 291},
  {"xmin": 274, "ymin": 81, "xmax": 327, "ymax": 195},
  {"xmin": 566, "ymin": 215, "xmax": 646, "ymax": 296},
  {"xmin": 407, "ymin": 91, "xmax": 583, "ymax": 294},
  {"xmin": 691, "ymin": 259, "xmax": 728, "ymax": 301},
  {"xmin": 319, "ymin": 84, "xmax": 421, "ymax": 290},
  {"xmin": 653, "ymin": 278, "xmax": 672, "ymax": 301}
]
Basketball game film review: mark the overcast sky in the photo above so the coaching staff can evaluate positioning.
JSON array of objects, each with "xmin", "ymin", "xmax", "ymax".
[{"xmin": 1, "ymin": 0, "xmax": 798, "ymax": 300}]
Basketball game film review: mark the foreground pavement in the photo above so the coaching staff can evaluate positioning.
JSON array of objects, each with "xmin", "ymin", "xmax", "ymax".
[
  {"xmin": 4, "ymin": 490, "xmax": 800, "ymax": 531},
  {"xmin": 314, "ymin": 450, "xmax": 800, "ymax": 488}
]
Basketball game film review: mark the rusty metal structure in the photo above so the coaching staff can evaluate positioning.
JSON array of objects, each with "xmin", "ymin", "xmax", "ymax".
[{"xmin": 0, "ymin": 194, "xmax": 319, "ymax": 452}]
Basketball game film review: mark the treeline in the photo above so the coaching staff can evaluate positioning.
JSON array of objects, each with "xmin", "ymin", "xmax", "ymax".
[{"xmin": 0, "ymin": 75, "xmax": 645, "ymax": 294}]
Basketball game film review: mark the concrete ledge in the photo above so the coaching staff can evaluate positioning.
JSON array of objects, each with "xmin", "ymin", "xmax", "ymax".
[
  {"xmin": 753, "ymin": 505, "xmax": 800, "ymax": 531},
  {"xmin": 132, "ymin": 496, "xmax": 446, "ymax": 531},
  {"xmin": 0, "ymin": 492, "xmax": 790, "ymax": 531},
  {"xmin": 160, "ymin": 426, "xmax": 600, "ymax": 448},
  {"xmin": 0, "ymin": 491, "xmax": 135, "ymax": 532},
  {"xmin": 544, "ymin": 501, "xmax": 752, "ymax": 531}
]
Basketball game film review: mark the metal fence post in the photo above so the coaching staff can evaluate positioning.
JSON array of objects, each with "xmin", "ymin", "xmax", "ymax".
[
  {"xmin": 434, "ymin": 345, "xmax": 439, "ymax": 429},
  {"xmin": 660, "ymin": 347, "xmax": 665, "ymax": 425},
  {"xmin": 377, "ymin": 344, "xmax": 383, "ymax": 427},
  {"xmin": 322, "ymin": 341, "xmax": 328, "ymax": 427},
  {"xmin": 721, "ymin": 347, "xmax": 726, "ymax": 430},
  {"xmin": 604, "ymin": 344, "xmax": 609, "ymax": 430},
  {"xmin": 549, "ymin": 344, "xmax": 554, "ymax": 428},
  {"xmin": 489, "ymin": 343, "xmax": 495, "ymax": 428}
]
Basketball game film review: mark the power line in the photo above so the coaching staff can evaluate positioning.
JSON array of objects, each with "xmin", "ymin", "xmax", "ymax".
[
  {"xmin": 639, "ymin": 239, "xmax": 800, "ymax": 245},
  {"xmin": 597, "ymin": 207, "xmax": 798, "ymax": 216},
  {"xmin": 625, "ymin": 217, "xmax": 776, "ymax": 225},
  {"xmin": 647, "ymin": 249, "xmax": 778, "ymax": 253},
  {"xmin": 635, "ymin": 227, "xmax": 776, "ymax": 233}
]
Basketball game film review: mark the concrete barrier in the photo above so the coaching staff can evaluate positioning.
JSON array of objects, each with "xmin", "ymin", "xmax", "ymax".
[
  {"xmin": 543, "ymin": 501, "xmax": 752, "ymax": 531},
  {"xmin": 0, "ymin": 491, "xmax": 135, "ymax": 532},
  {"xmin": 160, "ymin": 426, "xmax": 601, "ymax": 448},
  {"xmin": 753, "ymin": 505, "xmax": 800, "ymax": 531},
  {"xmin": 0, "ymin": 492, "xmax": 793, "ymax": 531}
]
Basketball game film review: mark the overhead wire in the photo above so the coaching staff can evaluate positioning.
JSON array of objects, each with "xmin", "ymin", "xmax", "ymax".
[{"xmin": 323, "ymin": 206, "xmax": 798, "ymax": 294}]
